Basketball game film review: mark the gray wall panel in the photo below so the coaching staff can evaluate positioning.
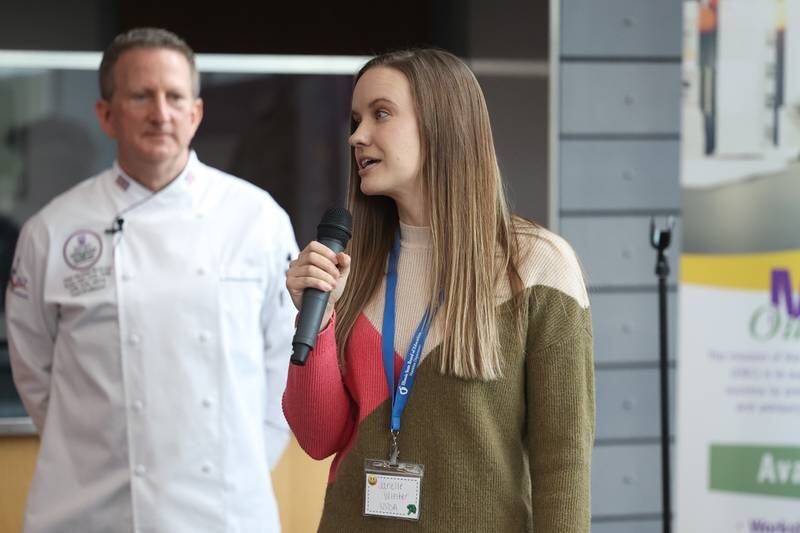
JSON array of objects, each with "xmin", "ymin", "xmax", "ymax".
[
  {"xmin": 561, "ymin": 63, "xmax": 681, "ymax": 135},
  {"xmin": 561, "ymin": 140, "xmax": 681, "ymax": 210},
  {"xmin": 561, "ymin": 0, "xmax": 681, "ymax": 58},
  {"xmin": 561, "ymin": 216, "xmax": 681, "ymax": 287},
  {"xmin": 592, "ymin": 444, "xmax": 671, "ymax": 516},
  {"xmin": 591, "ymin": 291, "xmax": 677, "ymax": 364},
  {"xmin": 595, "ymin": 368, "xmax": 676, "ymax": 441},
  {"xmin": 592, "ymin": 520, "xmax": 663, "ymax": 533},
  {"xmin": 555, "ymin": 0, "xmax": 683, "ymax": 526}
]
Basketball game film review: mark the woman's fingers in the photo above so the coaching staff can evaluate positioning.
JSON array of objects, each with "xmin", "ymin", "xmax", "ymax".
[
  {"xmin": 305, "ymin": 251, "xmax": 341, "ymax": 280},
  {"xmin": 336, "ymin": 252, "xmax": 351, "ymax": 272},
  {"xmin": 304, "ymin": 241, "xmax": 338, "ymax": 262},
  {"xmin": 287, "ymin": 263, "xmax": 337, "ymax": 292},
  {"xmin": 328, "ymin": 252, "xmax": 351, "ymax": 304},
  {"xmin": 286, "ymin": 242, "xmax": 350, "ymax": 311}
]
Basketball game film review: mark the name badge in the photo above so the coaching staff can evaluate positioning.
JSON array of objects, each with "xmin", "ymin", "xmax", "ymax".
[{"xmin": 363, "ymin": 459, "xmax": 424, "ymax": 521}]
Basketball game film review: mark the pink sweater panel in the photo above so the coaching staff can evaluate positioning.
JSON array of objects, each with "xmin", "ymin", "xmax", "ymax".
[{"xmin": 282, "ymin": 312, "xmax": 402, "ymax": 481}]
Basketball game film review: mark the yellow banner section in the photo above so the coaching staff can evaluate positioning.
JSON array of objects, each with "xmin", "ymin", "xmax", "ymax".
[{"xmin": 681, "ymin": 251, "xmax": 800, "ymax": 290}]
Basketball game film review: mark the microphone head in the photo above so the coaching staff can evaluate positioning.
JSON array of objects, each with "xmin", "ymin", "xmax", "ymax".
[{"xmin": 317, "ymin": 207, "xmax": 353, "ymax": 245}]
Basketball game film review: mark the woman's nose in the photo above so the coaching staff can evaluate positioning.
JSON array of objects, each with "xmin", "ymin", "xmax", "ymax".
[{"xmin": 349, "ymin": 122, "xmax": 368, "ymax": 146}]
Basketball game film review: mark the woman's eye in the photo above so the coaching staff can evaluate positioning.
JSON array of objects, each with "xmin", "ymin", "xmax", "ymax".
[{"xmin": 375, "ymin": 110, "xmax": 389, "ymax": 119}]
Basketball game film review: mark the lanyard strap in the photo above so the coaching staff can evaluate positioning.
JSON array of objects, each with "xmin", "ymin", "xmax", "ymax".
[{"xmin": 381, "ymin": 232, "xmax": 435, "ymax": 434}]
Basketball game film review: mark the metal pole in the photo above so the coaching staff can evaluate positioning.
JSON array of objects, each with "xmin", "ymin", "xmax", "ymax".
[{"xmin": 651, "ymin": 217, "xmax": 674, "ymax": 533}]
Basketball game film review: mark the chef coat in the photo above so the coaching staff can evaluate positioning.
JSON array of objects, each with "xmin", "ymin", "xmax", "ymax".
[{"xmin": 6, "ymin": 152, "xmax": 298, "ymax": 533}]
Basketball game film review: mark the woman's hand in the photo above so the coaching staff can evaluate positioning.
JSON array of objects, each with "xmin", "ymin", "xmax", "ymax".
[{"xmin": 286, "ymin": 241, "xmax": 351, "ymax": 330}]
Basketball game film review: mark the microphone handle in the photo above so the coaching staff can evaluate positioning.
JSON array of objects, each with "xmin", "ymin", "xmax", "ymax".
[{"xmin": 290, "ymin": 237, "xmax": 346, "ymax": 366}]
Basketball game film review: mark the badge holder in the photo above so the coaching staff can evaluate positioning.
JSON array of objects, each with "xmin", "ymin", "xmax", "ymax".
[{"xmin": 363, "ymin": 431, "xmax": 424, "ymax": 521}]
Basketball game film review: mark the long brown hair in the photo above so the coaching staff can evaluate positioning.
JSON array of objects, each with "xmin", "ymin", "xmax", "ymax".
[{"xmin": 335, "ymin": 49, "xmax": 527, "ymax": 381}]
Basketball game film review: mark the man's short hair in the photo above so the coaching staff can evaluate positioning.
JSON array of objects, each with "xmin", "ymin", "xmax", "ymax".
[{"xmin": 98, "ymin": 27, "xmax": 200, "ymax": 100}]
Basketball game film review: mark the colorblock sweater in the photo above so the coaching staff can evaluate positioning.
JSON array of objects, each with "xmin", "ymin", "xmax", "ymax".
[{"xmin": 283, "ymin": 223, "xmax": 594, "ymax": 532}]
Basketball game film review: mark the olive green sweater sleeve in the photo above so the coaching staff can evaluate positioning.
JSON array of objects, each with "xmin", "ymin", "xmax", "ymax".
[
  {"xmin": 528, "ymin": 307, "xmax": 594, "ymax": 529},
  {"xmin": 523, "ymin": 248, "xmax": 595, "ymax": 531}
]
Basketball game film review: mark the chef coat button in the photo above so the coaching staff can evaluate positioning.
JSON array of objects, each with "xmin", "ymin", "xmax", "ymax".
[
  {"xmin": 196, "ymin": 212, "xmax": 205, "ymax": 219},
  {"xmin": 121, "ymin": 273, "xmax": 133, "ymax": 282},
  {"xmin": 201, "ymin": 462, "xmax": 213, "ymax": 474},
  {"xmin": 129, "ymin": 334, "xmax": 140, "ymax": 346},
  {"xmin": 132, "ymin": 400, "xmax": 144, "ymax": 412},
  {"xmin": 134, "ymin": 464, "xmax": 146, "ymax": 477},
  {"xmin": 197, "ymin": 267, "xmax": 206, "ymax": 276},
  {"xmin": 198, "ymin": 332, "xmax": 209, "ymax": 343},
  {"xmin": 202, "ymin": 398, "xmax": 213, "ymax": 408}
]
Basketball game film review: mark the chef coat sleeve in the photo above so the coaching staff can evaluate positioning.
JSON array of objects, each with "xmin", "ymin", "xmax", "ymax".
[
  {"xmin": 5, "ymin": 216, "xmax": 58, "ymax": 433},
  {"xmin": 260, "ymin": 209, "xmax": 299, "ymax": 468}
]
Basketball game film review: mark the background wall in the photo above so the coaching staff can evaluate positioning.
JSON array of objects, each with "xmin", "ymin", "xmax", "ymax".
[{"xmin": 553, "ymin": 0, "xmax": 683, "ymax": 531}]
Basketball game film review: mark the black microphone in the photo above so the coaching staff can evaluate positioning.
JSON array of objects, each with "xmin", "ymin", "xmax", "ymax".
[
  {"xmin": 291, "ymin": 207, "xmax": 353, "ymax": 366},
  {"xmin": 105, "ymin": 217, "xmax": 124, "ymax": 235}
]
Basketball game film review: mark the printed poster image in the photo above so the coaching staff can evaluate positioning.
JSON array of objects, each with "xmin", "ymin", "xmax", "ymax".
[{"xmin": 677, "ymin": 1, "xmax": 800, "ymax": 532}]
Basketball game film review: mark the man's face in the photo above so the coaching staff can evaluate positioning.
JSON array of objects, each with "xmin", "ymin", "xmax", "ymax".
[{"xmin": 96, "ymin": 47, "xmax": 203, "ymax": 171}]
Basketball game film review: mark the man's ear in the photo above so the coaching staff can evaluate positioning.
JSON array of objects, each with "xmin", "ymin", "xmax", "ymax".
[
  {"xmin": 95, "ymin": 99, "xmax": 116, "ymax": 139},
  {"xmin": 186, "ymin": 97, "xmax": 204, "ymax": 140},
  {"xmin": 191, "ymin": 97, "xmax": 204, "ymax": 131}
]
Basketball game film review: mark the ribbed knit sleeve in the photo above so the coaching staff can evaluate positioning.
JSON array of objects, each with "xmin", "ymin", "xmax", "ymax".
[
  {"xmin": 527, "ymin": 314, "xmax": 594, "ymax": 531},
  {"xmin": 525, "ymin": 278, "xmax": 595, "ymax": 531},
  {"xmin": 506, "ymin": 225, "xmax": 594, "ymax": 531},
  {"xmin": 282, "ymin": 313, "xmax": 357, "ymax": 460}
]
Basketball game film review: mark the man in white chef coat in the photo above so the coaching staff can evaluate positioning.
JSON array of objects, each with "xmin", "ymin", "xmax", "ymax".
[{"xmin": 6, "ymin": 27, "xmax": 298, "ymax": 533}]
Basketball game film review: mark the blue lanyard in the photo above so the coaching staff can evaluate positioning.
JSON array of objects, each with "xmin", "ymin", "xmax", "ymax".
[{"xmin": 381, "ymin": 232, "xmax": 435, "ymax": 434}]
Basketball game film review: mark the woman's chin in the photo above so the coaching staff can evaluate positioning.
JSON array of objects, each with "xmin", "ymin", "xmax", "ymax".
[{"xmin": 359, "ymin": 179, "xmax": 384, "ymax": 197}]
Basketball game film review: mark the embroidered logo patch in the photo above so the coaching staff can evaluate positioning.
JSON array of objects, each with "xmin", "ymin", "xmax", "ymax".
[
  {"xmin": 115, "ymin": 175, "xmax": 130, "ymax": 191},
  {"xmin": 63, "ymin": 230, "xmax": 103, "ymax": 271},
  {"xmin": 8, "ymin": 264, "xmax": 29, "ymax": 299}
]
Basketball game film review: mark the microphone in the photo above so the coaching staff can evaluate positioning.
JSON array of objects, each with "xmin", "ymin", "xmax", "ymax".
[
  {"xmin": 105, "ymin": 217, "xmax": 124, "ymax": 235},
  {"xmin": 291, "ymin": 208, "xmax": 353, "ymax": 366}
]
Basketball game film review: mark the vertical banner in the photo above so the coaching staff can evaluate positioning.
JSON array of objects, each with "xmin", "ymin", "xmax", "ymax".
[{"xmin": 677, "ymin": 1, "xmax": 800, "ymax": 532}]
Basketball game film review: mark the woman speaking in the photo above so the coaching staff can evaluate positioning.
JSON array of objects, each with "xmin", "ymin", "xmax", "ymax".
[{"xmin": 283, "ymin": 48, "xmax": 595, "ymax": 532}]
